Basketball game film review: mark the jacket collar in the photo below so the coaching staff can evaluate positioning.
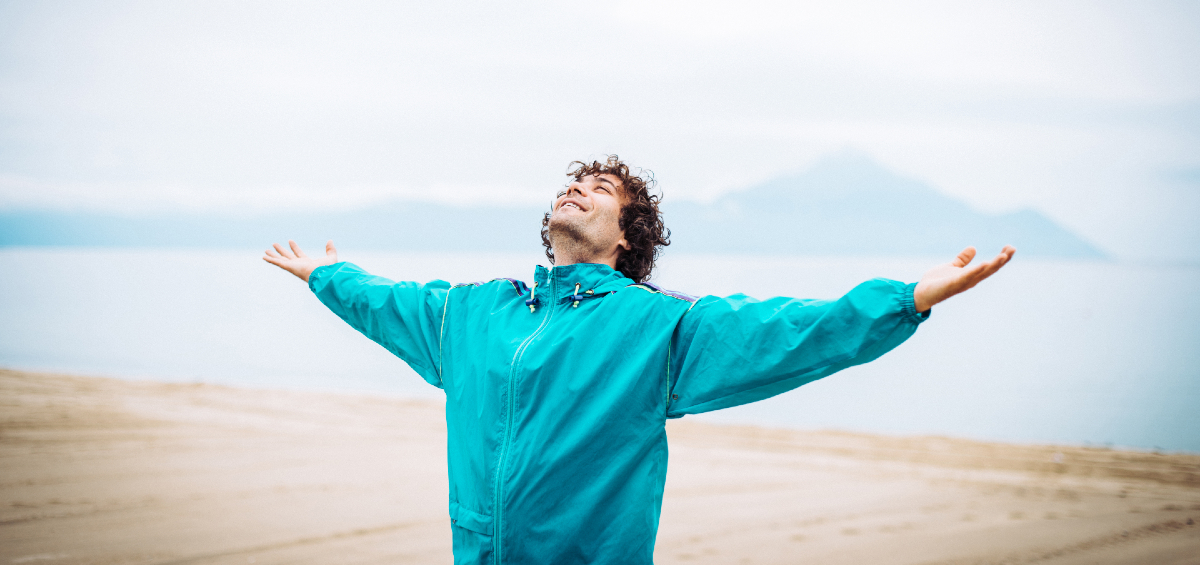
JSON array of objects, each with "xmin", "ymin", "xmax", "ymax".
[{"xmin": 534, "ymin": 263, "xmax": 631, "ymax": 299}]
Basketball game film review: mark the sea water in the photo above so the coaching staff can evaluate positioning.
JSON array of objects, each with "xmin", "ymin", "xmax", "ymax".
[{"xmin": 1, "ymin": 247, "xmax": 1197, "ymax": 452}]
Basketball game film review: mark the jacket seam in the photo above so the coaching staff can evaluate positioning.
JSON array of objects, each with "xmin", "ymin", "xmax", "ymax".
[
  {"xmin": 438, "ymin": 286, "xmax": 453, "ymax": 383},
  {"xmin": 664, "ymin": 341, "xmax": 672, "ymax": 417},
  {"xmin": 665, "ymin": 299, "xmax": 701, "ymax": 415},
  {"xmin": 627, "ymin": 283, "xmax": 696, "ymax": 303}
]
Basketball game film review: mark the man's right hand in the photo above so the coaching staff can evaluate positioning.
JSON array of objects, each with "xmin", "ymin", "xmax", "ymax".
[{"xmin": 263, "ymin": 240, "xmax": 339, "ymax": 282}]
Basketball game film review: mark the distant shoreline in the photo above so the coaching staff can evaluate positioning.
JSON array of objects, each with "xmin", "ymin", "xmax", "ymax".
[{"xmin": 1, "ymin": 363, "xmax": 1196, "ymax": 456}]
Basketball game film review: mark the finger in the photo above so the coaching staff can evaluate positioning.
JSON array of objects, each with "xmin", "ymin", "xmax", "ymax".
[
  {"xmin": 951, "ymin": 246, "xmax": 977, "ymax": 268},
  {"xmin": 954, "ymin": 270, "xmax": 988, "ymax": 293},
  {"xmin": 326, "ymin": 240, "xmax": 338, "ymax": 258},
  {"xmin": 955, "ymin": 258, "xmax": 1001, "ymax": 288},
  {"xmin": 273, "ymin": 242, "xmax": 296, "ymax": 259},
  {"xmin": 262, "ymin": 254, "xmax": 284, "ymax": 267},
  {"xmin": 973, "ymin": 260, "xmax": 1003, "ymax": 282},
  {"xmin": 990, "ymin": 248, "xmax": 1015, "ymax": 270},
  {"xmin": 993, "ymin": 250, "xmax": 1012, "ymax": 269},
  {"xmin": 968, "ymin": 252, "xmax": 1011, "ymax": 283},
  {"xmin": 962, "ymin": 256, "xmax": 993, "ymax": 277},
  {"xmin": 264, "ymin": 249, "xmax": 281, "ymax": 258},
  {"xmin": 969, "ymin": 253, "xmax": 1004, "ymax": 275},
  {"xmin": 289, "ymin": 240, "xmax": 307, "ymax": 258}
]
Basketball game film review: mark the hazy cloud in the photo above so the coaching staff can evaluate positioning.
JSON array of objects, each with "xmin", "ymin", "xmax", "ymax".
[{"xmin": 1, "ymin": 0, "xmax": 1198, "ymax": 259}]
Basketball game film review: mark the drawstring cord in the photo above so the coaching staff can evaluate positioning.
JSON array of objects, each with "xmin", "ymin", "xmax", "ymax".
[
  {"xmin": 526, "ymin": 282, "xmax": 539, "ymax": 313},
  {"xmin": 571, "ymin": 283, "xmax": 589, "ymax": 308},
  {"xmin": 528, "ymin": 281, "xmax": 594, "ymax": 312}
]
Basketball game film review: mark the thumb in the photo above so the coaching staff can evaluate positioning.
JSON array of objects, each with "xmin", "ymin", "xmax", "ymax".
[
  {"xmin": 326, "ymin": 240, "xmax": 338, "ymax": 260},
  {"xmin": 951, "ymin": 246, "xmax": 977, "ymax": 268}
]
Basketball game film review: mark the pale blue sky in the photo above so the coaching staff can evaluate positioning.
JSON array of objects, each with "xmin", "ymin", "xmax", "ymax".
[{"xmin": 1, "ymin": 0, "xmax": 1197, "ymax": 260}]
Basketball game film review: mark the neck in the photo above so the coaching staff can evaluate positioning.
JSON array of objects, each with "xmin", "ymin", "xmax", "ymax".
[{"xmin": 552, "ymin": 243, "xmax": 620, "ymax": 271}]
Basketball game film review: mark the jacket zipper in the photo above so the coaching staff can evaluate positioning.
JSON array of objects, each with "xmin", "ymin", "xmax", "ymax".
[{"xmin": 494, "ymin": 274, "xmax": 557, "ymax": 563}]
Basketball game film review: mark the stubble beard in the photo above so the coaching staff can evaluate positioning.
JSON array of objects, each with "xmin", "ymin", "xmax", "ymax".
[{"xmin": 548, "ymin": 212, "xmax": 610, "ymax": 263}]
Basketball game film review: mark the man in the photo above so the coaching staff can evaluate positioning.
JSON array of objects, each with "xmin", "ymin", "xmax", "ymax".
[{"xmin": 264, "ymin": 156, "xmax": 1015, "ymax": 564}]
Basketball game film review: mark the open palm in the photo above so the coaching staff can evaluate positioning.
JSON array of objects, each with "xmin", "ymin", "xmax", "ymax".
[
  {"xmin": 914, "ymin": 246, "xmax": 1015, "ymax": 312},
  {"xmin": 263, "ymin": 240, "xmax": 339, "ymax": 282}
]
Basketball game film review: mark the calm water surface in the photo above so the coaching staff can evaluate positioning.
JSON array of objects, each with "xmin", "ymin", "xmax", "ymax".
[{"xmin": 1, "ymin": 247, "xmax": 1197, "ymax": 451}]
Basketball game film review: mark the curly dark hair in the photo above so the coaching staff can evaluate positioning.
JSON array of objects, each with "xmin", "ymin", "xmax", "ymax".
[{"xmin": 540, "ymin": 155, "xmax": 670, "ymax": 283}]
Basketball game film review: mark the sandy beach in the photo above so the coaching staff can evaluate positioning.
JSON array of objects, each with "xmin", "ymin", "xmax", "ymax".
[{"xmin": 1, "ymin": 368, "xmax": 1197, "ymax": 565}]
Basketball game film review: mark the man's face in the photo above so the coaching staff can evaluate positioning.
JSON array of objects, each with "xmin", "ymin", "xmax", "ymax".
[{"xmin": 547, "ymin": 173, "xmax": 629, "ymax": 260}]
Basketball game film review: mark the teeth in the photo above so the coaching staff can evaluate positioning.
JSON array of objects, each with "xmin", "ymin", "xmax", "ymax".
[{"xmin": 563, "ymin": 203, "xmax": 581, "ymax": 210}]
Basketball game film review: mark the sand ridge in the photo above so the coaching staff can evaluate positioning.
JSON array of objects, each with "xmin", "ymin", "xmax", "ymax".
[{"xmin": 1, "ymin": 369, "xmax": 1197, "ymax": 564}]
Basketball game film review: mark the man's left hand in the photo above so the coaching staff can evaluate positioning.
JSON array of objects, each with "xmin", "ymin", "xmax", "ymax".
[{"xmin": 914, "ymin": 245, "xmax": 1016, "ymax": 313}]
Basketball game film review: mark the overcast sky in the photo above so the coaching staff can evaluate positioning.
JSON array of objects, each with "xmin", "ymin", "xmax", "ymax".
[{"xmin": 1, "ymin": 0, "xmax": 1197, "ymax": 260}]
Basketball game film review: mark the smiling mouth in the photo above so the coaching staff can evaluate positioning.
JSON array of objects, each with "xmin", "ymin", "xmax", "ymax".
[{"xmin": 561, "ymin": 202, "xmax": 583, "ymax": 211}]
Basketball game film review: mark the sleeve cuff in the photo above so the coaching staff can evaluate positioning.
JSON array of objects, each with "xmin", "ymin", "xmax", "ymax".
[
  {"xmin": 307, "ymin": 262, "xmax": 344, "ymax": 293},
  {"xmin": 901, "ymin": 281, "xmax": 931, "ymax": 324}
]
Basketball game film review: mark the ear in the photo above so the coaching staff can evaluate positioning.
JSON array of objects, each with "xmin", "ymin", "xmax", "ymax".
[{"xmin": 617, "ymin": 238, "xmax": 631, "ymax": 251}]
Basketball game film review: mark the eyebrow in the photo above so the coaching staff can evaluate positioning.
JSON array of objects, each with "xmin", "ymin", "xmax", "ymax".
[{"xmin": 595, "ymin": 177, "xmax": 616, "ymax": 188}]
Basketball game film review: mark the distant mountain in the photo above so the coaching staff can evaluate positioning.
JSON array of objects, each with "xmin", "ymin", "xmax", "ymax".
[
  {"xmin": 0, "ymin": 153, "xmax": 1104, "ymax": 258},
  {"xmin": 664, "ymin": 153, "xmax": 1105, "ymax": 258}
]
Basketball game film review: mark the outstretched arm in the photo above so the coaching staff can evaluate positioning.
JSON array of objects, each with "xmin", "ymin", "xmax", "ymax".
[
  {"xmin": 262, "ymin": 239, "xmax": 449, "ymax": 388},
  {"xmin": 263, "ymin": 240, "xmax": 340, "ymax": 282},
  {"xmin": 667, "ymin": 246, "xmax": 1016, "ymax": 416}
]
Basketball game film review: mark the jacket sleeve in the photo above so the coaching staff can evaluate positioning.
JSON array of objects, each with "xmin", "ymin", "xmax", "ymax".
[
  {"xmin": 308, "ymin": 262, "xmax": 450, "ymax": 388},
  {"xmin": 667, "ymin": 278, "xmax": 928, "ymax": 417}
]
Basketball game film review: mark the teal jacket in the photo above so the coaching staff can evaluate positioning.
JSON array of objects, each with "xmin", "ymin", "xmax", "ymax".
[{"xmin": 309, "ymin": 261, "xmax": 928, "ymax": 564}]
